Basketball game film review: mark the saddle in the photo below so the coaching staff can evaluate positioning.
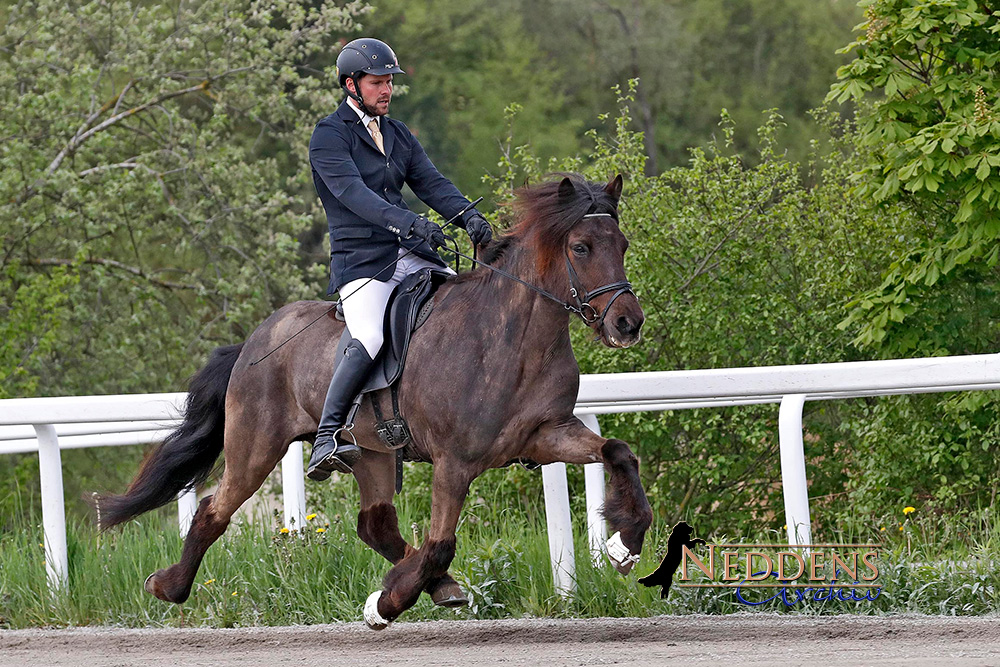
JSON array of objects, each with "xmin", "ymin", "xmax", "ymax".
[
  {"xmin": 334, "ymin": 268, "xmax": 449, "ymax": 394},
  {"xmin": 334, "ymin": 268, "xmax": 449, "ymax": 488}
]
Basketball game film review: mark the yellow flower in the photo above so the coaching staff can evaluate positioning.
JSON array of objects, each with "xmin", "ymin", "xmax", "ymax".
[
  {"xmin": 279, "ymin": 527, "xmax": 290, "ymax": 534},
  {"xmin": 316, "ymin": 527, "xmax": 326, "ymax": 533},
  {"xmin": 903, "ymin": 506, "xmax": 915, "ymax": 515},
  {"xmin": 899, "ymin": 524, "xmax": 904, "ymax": 531},
  {"xmin": 306, "ymin": 513, "xmax": 317, "ymax": 521},
  {"xmin": 232, "ymin": 591, "xmax": 238, "ymax": 596},
  {"xmin": 880, "ymin": 527, "xmax": 886, "ymax": 532},
  {"xmin": 204, "ymin": 579, "xmax": 215, "ymax": 585}
]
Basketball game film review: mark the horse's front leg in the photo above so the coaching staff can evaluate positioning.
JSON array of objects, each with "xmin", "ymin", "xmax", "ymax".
[
  {"xmin": 363, "ymin": 460, "xmax": 472, "ymax": 630},
  {"xmin": 524, "ymin": 418, "xmax": 653, "ymax": 575}
]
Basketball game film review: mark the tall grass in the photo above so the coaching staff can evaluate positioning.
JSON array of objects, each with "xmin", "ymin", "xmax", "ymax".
[{"xmin": 1, "ymin": 468, "xmax": 998, "ymax": 628}]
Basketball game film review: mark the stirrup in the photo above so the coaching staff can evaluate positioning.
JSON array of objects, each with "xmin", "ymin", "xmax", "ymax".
[{"xmin": 306, "ymin": 426, "xmax": 362, "ymax": 481}]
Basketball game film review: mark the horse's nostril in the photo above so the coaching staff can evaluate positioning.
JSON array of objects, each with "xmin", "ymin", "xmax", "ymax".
[{"xmin": 616, "ymin": 315, "xmax": 637, "ymax": 337}]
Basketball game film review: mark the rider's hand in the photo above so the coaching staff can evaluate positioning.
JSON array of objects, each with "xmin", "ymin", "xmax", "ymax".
[
  {"xmin": 465, "ymin": 212, "xmax": 493, "ymax": 247},
  {"xmin": 409, "ymin": 216, "xmax": 447, "ymax": 250}
]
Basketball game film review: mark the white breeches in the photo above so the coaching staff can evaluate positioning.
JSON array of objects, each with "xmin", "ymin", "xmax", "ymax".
[{"xmin": 339, "ymin": 249, "xmax": 454, "ymax": 358}]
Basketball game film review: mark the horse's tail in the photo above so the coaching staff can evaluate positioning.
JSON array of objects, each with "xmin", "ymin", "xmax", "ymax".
[{"xmin": 95, "ymin": 342, "xmax": 244, "ymax": 531}]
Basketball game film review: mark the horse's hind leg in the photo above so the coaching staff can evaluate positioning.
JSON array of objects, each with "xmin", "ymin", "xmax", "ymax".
[
  {"xmin": 144, "ymin": 420, "xmax": 287, "ymax": 604},
  {"xmin": 524, "ymin": 418, "xmax": 653, "ymax": 575},
  {"xmin": 364, "ymin": 460, "xmax": 473, "ymax": 629},
  {"xmin": 352, "ymin": 451, "xmax": 467, "ymax": 607}
]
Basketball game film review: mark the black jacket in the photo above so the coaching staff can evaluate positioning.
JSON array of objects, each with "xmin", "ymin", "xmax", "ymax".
[{"xmin": 310, "ymin": 99, "xmax": 478, "ymax": 293}]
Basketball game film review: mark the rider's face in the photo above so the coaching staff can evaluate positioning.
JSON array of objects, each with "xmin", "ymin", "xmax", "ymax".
[{"xmin": 349, "ymin": 74, "xmax": 393, "ymax": 115}]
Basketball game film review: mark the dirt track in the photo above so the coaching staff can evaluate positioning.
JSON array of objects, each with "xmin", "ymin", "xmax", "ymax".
[{"xmin": 2, "ymin": 615, "xmax": 999, "ymax": 666}]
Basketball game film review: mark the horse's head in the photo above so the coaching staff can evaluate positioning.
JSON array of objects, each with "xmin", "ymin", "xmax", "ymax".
[
  {"xmin": 559, "ymin": 174, "xmax": 644, "ymax": 348},
  {"xmin": 497, "ymin": 173, "xmax": 645, "ymax": 348}
]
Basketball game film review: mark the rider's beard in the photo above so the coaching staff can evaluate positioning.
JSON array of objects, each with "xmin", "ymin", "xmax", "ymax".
[{"xmin": 367, "ymin": 96, "xmax": 390, "ymax": 116}]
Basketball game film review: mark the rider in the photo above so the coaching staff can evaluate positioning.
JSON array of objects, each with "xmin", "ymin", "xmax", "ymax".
[{"xmin": 306, "ymin": 37, "xmax": 492, "ymax": 481}]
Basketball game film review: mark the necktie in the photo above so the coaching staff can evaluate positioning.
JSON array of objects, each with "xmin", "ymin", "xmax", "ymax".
[{"xmin": 367, "ymin": 118, "xmax": 384, "ymax": 154}]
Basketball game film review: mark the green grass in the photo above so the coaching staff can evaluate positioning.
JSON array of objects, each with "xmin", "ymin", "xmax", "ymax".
[{"xmin": 2, "ymin": 472, "xmax": 999, "ymax": 628}]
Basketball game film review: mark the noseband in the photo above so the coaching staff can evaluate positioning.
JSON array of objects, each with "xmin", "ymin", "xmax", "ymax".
[{"xmin": 564, "ymin": 213, "xmax": 636, "ymax": 327}]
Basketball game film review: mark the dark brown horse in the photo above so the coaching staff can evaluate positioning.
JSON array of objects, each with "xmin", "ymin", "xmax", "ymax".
[{"xmin": 97, "ymin": 173, "xmax": 652, "ymax": 629}]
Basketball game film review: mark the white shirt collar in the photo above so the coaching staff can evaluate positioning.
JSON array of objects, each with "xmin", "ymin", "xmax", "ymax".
[{"xmin": 347, "ymin": 97, "xmax": 378, "ymax": 129}]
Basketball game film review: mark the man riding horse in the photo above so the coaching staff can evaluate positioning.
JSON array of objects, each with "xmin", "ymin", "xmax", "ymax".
[
  {"xmin": 98, "ymin": 40, "xmax": 652, "ymax": 628},
  {"xmin": 307, "ymin": 37, "xmax": 492, "ymax": 480}
]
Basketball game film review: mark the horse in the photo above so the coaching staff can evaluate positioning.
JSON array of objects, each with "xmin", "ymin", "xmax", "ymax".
[{"xmin": 96, "ymin": 173, "xmax": 653, "ymax": 629}]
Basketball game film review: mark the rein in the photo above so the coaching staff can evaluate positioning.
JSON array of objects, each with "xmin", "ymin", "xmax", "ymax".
[
  {"xmin": 446, "ymin": 213, "xmax": 635, "ymax": 328},
  {"xmin": 251, "ymin": 207, "xmax": 634, "ymax": 366}
]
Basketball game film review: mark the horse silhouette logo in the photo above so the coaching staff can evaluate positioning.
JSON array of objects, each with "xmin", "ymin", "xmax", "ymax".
[{"xmin": 638, "ymin": 521, "xmax": 705, "ymax": 599}]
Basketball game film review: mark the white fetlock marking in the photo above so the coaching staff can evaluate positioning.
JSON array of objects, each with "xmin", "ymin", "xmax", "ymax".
[
  {"xmin": 606, "ymin": 531, "xmax": 640, "ymax": 569},
  {"xmin": 364, "ymin": 590, "xmax": 390, "ymax": 630}
]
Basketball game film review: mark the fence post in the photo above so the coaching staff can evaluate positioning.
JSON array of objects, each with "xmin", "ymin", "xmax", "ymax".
[
  {"xmin": 578, "ymin": 413, "xmax": 607, "ymax": 567},
  {"xmin": 177, "ymin": 489, "xmax": 198, "ymax": 538},
  {"xmin": 33, "ymin": 424, "xmax": 68, "ymax": 592},
  {"xmin": 779, "ymin": 394, "xmax": 812, "ymax": 546},
  {"xmin": 541, "ymin": 462, "xmax": 575, "ymax": 598},
  {"xmin": 281, "ymin": 441, "xmax": 306, "ymax": 531}
]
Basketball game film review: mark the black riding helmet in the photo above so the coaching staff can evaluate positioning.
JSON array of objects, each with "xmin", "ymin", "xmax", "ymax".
[{"xmin": 336, "ymin": 38, "xmax": 404, "ymax": 114}]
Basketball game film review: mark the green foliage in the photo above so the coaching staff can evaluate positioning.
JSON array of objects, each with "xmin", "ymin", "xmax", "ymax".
[
  {"xmin": 515, "ymin": 0, "xmax": 860, "ymax": 172},
  {"xmin": 830, "ymin": 0, "xmax": 1000, "ymax": 354},
  {"xmin": 0, "ymin": 265, "xmax": 78, "ymax": 398},
  {"xmin": 0, "ymin": 0, "xmax": 361, "ymax": 399},
  {"xmin": 0, "ymin": 0, "xmax": 367, "ymax": 518},
  {"xmin": 362, "ymin": 0, "xmax": 584, "ymax": 198},
  {"xmin": 3, "ymin": 0, "xmax": 998, "ymax": 626},
  {"xmin": 818, "ymin": 0, "xmax": 1000, "ymax": 525}
]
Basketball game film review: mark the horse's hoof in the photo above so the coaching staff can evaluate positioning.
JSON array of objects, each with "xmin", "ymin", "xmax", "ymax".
[
  {"xmin": 430, "ymin": 581, "xmax": 469, "ymax": 608},
  {"xmin": 144, "ymin": 570, "xmax": 171, "ymax": 602},
  {"xmin": 364, "ymin": 590, "xmax": 391, "ymax": 631},
  {"xmin": 606, "ymin": 531, "xmax": 640, "ymax": 575},
  {"xmin": 144, "ymin": 569, "xmax": 189, "ymax": 604}
]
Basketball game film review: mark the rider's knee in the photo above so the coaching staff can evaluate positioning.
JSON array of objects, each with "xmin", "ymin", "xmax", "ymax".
[{"xmin": 355, "ymin": 330, "xmax": 384, "ymax": 358}]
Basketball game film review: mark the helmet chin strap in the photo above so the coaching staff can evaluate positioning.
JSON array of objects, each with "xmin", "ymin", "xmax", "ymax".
[{"xmin": 348, "ymin": 75, "xmax": 379, "ymax": 117}]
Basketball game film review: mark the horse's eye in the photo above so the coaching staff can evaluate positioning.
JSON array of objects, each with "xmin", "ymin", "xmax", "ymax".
[{"xmin": 572, "ymin": 244, "xmax": 589, "ymax": 257}]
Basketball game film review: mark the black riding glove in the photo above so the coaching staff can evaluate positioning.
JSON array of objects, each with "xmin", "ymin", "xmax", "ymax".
[
  {"xmin": 409, "ymin": 216, "xmax": 447, "ymax": 250},
  {"xmin": 465, "ymin": 212, "xmax": 493, "ymax": 247}
]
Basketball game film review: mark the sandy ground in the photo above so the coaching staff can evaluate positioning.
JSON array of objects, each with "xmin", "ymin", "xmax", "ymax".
[{"xmin": 2, "ymin": 615, "xmax": 999, "ymax": 667}]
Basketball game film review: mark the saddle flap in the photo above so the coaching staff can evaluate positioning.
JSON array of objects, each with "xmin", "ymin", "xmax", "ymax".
[{"xmin": 334, "ymin": 267, "xmax": 448, "ymax": 396}]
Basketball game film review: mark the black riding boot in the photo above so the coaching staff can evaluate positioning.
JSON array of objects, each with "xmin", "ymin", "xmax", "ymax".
[{"xmin": 307, "ymin": 339, "xmax": 374, "ymax": 481}]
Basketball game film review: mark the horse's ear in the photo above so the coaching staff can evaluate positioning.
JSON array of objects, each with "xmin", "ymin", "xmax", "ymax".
[
  {"xmin": 558, "ymin": 177, "xmax": 576, "ymax": 200},
  {"xmin": 605, "ymin": 174, "xmax": 623, "ymax": 205}
]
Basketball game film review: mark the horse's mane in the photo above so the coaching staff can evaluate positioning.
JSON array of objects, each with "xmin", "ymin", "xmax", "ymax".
[{"xmin": 479, "ymin": 173, "xmax": 619, "ymax": 276}]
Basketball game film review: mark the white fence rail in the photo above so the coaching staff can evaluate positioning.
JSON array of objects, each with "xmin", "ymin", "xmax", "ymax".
[{"xmin": 3, "ymin": 353, "xmax": 999, "ymax": 595}]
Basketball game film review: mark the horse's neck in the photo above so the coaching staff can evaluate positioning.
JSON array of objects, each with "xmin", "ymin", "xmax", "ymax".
[{"xmin": 450, "ymin": 244, "xmax": 574, "ymax": 356}]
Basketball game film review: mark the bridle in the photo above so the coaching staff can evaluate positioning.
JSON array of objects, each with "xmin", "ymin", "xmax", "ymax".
[
  {"xmin": 563, "ymin": 213, "xmax": 636, "ymax": 326},
  {"xmin": 450, "ymin": 212, "xmax": 636, "ymax": 330}
]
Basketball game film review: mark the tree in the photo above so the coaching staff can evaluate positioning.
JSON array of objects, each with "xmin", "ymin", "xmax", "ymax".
[
  {"xmin": 0, "ymin": 0, "xmax": 368, "ymax": 520},
  {"xmin": 361, "ymin": 0, "xmax": 584, "ymax": 199},
  {"xmin": 0, "ymin": 0, "xmax": 367, "ymax": 397},
  {"xmin": 515, "ymin": 0, "xmax": 860, "ymax": 171},
  {"xmin": 830, "ymin": 0, "xmax": 1000, "ymax": 355}
]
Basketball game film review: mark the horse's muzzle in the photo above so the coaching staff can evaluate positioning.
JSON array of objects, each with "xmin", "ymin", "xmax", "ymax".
[{"xmin": 601, "ymin": 303, "xmax": 644, "ymax": 349}]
